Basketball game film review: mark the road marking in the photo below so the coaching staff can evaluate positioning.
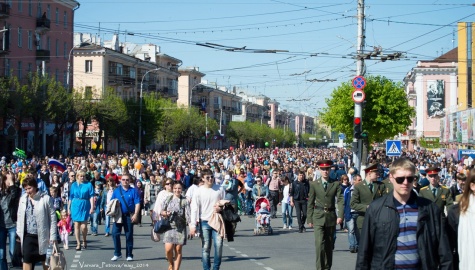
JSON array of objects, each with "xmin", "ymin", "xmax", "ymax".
[
  {"xmin": 241, "ymin": 254, "xmax": 248, "ymax": 257},
  {"xmin": 226, "ymin": 245, "xmax": 271, "ymax": 269},
  {"xmin": 264, "ymin": 268, "xmax": 274, "ymax": 270},
  {"xmin": 256, "ymin": 262, "xmax": 264, "ymax": 266},
  {"xmin": 235, "ymin": 251, "xmax": 241, "ymax": 253},
  {"xmin": 71, "ymin": 264, "xmax": 78, "ymax": 268},
  {"xmin": 74, "ymin": 255, "xmax": 81, "ymax": 258}
]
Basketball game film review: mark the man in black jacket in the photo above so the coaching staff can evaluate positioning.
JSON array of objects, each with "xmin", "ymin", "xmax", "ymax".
[
  {"xmin": 356, "ymin": 158, "xmax": 452, "ymax": 270},
  {"xmin": 290, "ymin": 171, "xmax": 309, "ymax": 233}
]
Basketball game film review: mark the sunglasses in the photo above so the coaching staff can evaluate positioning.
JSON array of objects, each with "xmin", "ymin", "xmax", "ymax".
[
  {"xmin": 121, "ymin": 178, "xmax": 130, "ymax": 181},
  {"xmin": 394, "ymin": 176, "xmax": 416, "ymax": 184},
  {"xmin": 165, "ymin": 182, "xmax": 172, "ymax": 185}
]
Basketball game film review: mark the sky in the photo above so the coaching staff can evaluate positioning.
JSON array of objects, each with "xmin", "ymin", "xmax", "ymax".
[{"xmin": 74, "ymin": 0, "xmax": 474, "ymax": 115}]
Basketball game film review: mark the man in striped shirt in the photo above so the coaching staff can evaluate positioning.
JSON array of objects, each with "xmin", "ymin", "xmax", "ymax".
[{"xmin": 356, "ymin": 158, "xmax": 452, "ymax": 270}]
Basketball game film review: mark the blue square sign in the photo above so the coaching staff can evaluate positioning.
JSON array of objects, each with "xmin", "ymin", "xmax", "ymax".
[{"xmin": 386, "ymin": 140, "xmax": 402, "ymax": 157}]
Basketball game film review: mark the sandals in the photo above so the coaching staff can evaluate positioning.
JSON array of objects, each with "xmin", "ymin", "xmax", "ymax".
[
  {"xmin": 82, "ymin": 242, "xmax": 87, "ymax": 250},
  {"xmin": 76, "ymin": 245, "xmax": 81, "ymax": 251}
]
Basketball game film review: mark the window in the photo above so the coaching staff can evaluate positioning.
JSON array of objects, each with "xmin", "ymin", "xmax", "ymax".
[
  {"xmin": 28, "ymin": 0, "xmax": 32, "ymax": 16},
  {"xmin": 18, "ymin": 61, "xmax": 22, "ymax": 79},
  {"xmin": 63, "ymin": 71, "xmax": 67, "ymax": 86},
  {"xmin": 46, "ymin": 36, "xmax": 50, "ymax": 51},
  {"xmin": 85, "ymin": 60, "xmax": 92, "ymax": 73},
  {"xmin": 55, "ymin": 8, "xmax": 58, "ymax": 24},
  {"xmin": 18, "ymin": 0, "xmax": 23, "ymax": 12},
  {"xmin": 63, "ymin": 11, "xmax": 67, "ymax": 28},
  {"xmin": 27, "ymin": 31, "xmax": 32, "ymax": 50},
  {"xmin": 63, "ymin": 42, "xmax": 67, "ymax": 59},
  {"xmin": 130, "ymin": 67, "xmax": 136, "ymax": 78},
  {"xmin": 27, "ymin": 63, "xmax": 32, "ymax": 73},
  {"xmin": 85, "ymin": 87, "xmax": 93, "ymax": 99},
  {"xmin": 55, "ymin": 39, "xmax": 58, "ymax": 56},
  {"xmin": 55, "ymin": 69, "xmax": 58, "ymax": 81},
  {"xmin": 37, "ymin": 1, "xmax": 42, "ymax": 18},
  {"xmin": 17, "ymin": 27, "xmax": 22, "ymax": 47},
  {"xmin": 47, "ymin": 4, "xmax": 50, "ymax": 19},
  {"xmin": 4, "ymin": 58, "xmax": 10, "ymax": 76},
  {"xmin": 116, "ymin": 63, "xmax": 123, "ymax": 75}
]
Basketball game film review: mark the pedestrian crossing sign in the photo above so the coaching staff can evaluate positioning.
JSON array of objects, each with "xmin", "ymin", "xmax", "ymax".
[{"xmin": 386, "ymin": 140, "xmax": 402, "ymax": 157}]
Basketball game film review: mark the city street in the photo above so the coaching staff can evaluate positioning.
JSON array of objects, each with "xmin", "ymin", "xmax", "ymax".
[{"xmin": 61, "ymin": 212, "xmax": 357, "ymax": 270}]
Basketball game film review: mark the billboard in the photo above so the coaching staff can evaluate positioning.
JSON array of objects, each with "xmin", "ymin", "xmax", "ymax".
[{"xmin": 427, "ymin": 80, "xmax": 445, "ymax": 118}]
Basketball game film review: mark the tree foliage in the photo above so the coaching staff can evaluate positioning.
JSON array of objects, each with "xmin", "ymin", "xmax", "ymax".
[
  {"xmin": 227, "ymin": 121, "xmax": 296, "ymax": 148},
  {"xmin": 320, "ymin": 75, "xmax": 415, "ymax": 144}
]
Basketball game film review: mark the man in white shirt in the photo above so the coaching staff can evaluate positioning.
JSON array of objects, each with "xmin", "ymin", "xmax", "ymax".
[{"xmin": 190, "ymin": 169, "xmax": 226, "ymax": 270}]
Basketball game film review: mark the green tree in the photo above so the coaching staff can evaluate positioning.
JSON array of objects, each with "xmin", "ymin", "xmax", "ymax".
[{"xmin": 320, "ymin": 75, "xmax": 415, "ymax": 145}]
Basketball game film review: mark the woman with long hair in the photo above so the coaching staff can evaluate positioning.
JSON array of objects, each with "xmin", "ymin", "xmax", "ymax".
[
  {"xmin": 457, "ymin": 169, "xmax": 475, "ymax": 269},
  {"xmin": 101, "ymin": 178, "xmax": 116, "ymax": 237},
  {"xmin": 160, "ymin": 181, "xmax": 190, "ymax": 270},
  {"xmin": 0, "ymin": 172, "xmax": 20, "ymax": 270}
]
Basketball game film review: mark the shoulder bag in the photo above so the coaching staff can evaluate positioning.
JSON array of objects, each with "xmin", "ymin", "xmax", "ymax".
[
  {"xmin": 119, "ymin": 187, "xmax": 138, "ymax": 224},
  {"xmin": 49, "ymin": 242, "xmax": 67, "ymax": 270}
]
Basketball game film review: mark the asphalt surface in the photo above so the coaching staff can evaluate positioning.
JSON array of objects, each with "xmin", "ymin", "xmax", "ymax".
[{"xmin": 54, "ymin": 211, "xmax": 358, "ymax": 270}]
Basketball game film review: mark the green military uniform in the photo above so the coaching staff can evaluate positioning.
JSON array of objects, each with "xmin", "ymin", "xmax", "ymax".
[
  {"xmin": 381, "ymin": 178, "xmax": 393, "ymax": 194},
  {"xmin": 418, "ymin": 166, "xmax": 453, "ymax": 214},
  {"xmin": 419, "ymin": 185, "xmax": 453, "ymax": 213},
  {"xmin": 307, "ymin": 160, "xmax": 344, "ymax": 270},
  {"xmin": 350, "ymin": 179, "xmax": 387, "ymax": 231}
]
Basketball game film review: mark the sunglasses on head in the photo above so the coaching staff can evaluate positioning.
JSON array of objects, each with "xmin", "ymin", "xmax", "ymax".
[{"xmin": 394, "ymin": 176, "xmax": 416, "ymax": 184}]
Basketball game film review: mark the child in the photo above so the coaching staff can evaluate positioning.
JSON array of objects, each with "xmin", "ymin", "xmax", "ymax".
[
  {"xmin": 58, "ymin": 210, "xmax": 72, "ymax": 249},
  {"xmin": 50, "ymin": 187, "xmax": 63, "ymax": 212},
  {"xmin": 257, "ymin": 202, "xmax": 270, "ymax": 225}
]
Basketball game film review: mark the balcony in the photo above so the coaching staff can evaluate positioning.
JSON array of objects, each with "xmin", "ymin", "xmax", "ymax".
[
  {"xmin": 147, "ymin": 84, "xmax": 157, "ymax": 91},
  {"xmin": 108, "ymin": 74, "xmax": 123, "ymax": 85},
  {"xmin": 0, "ymin": 3, "xmax": 10, "ymax": 18},
  {"xmin": 36, "ymin": 49, "xmax": 50, "ymax": 61},
  {"xmin": 36, "ymin": 17, "xmax": 51, "ymax": 34},
  {"xmin": 214, "ymin": 103, "xmax": 221, "ymax": 109},
  {"xmin": 123, "ymin": 77, "xmax": 135, "ymax": 86},
  {"xmin": 408, "ymin": 129, "xmax": 416, "ymax": 137}
]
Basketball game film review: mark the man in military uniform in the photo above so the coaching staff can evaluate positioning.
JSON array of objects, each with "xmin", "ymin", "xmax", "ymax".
[
  {"xmin": 418, "ymin": 166, "xmax": 453, "ymax": 213},
  {"xmin": 307, "ymin": 160, "xmax": 344, "ymax": 270},
  {"xmin": 350, "ymin": 163, "xmax": 387, "ymax": 237}
]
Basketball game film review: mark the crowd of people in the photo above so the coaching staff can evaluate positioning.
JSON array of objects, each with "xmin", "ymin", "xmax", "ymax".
[{"xmin": 0, "ymin": 146, "xmax": 473, "ymax": 270}]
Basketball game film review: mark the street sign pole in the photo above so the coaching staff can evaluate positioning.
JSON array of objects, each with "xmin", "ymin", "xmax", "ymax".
[{"xmin": 353, "ymin": 0, "xmax": 365, "ymax": 173}]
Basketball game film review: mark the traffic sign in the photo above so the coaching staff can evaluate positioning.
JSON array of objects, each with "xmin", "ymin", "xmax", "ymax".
[
  {"xmin": 386, "ymin": 140, "xmax": 402, "ymax": 157},
  {"xmin": 352, "ymin": 76, "xmax": 366, "ymax": 89},
  {"xmin": 352, "ymin": 89, "xmax": 365, "ymax": 103}
]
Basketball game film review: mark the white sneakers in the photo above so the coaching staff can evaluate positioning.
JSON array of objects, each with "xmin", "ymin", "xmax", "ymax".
[
  {"xmin": 111, "ymin": 255, "xmax": 122, "ymax": 261},
  {"xmin": 126, "ymin": 257, "xmax": 133, "ymax": 261},
  {"xmin": 288, "ymin": 226, "xmax": 292, "ymax": 230},
  {"xmin": 283, "ymin": 225, "xmax": 287, "ymax": 229}
]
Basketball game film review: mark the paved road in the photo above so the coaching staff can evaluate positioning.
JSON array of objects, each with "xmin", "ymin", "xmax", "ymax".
[{"xmin": 61, "ymin": 213, "xmax": 357, "ymax": 270}]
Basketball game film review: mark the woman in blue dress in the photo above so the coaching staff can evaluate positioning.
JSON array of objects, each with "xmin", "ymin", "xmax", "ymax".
[{"xmin": 68, "ymin": 170, "xmax": 94, "ymax": 251}]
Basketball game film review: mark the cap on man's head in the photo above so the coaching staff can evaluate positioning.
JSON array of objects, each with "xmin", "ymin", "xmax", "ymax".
[
  {"xmin": 364, "ymin": 163, "xmax": 379, "ymax": 173},
  {"xmin": 425, "ymin": 167, "xmax": 441, "ymax": 175},
  {"xmin": 317, "ymin": 160, "xmax": 333, "ymax": 168}
]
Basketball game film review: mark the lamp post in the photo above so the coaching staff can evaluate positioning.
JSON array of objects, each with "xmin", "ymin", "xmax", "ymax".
[
  {"xmin": 139, "ymin": 68, "xmax": 160, "ymax": 153},
  {"xmin": 66, "ymin": 42, "xmax": 90, "ymax": 90}
]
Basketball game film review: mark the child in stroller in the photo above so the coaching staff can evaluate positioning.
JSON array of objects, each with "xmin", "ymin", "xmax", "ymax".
[{"xmin": 254, "ymin": 197, "xmax": 273, "ymax": 235}]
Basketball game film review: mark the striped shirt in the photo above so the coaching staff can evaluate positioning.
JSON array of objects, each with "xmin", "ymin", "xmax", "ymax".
[{"xmin": 394, "ymin": 199, "xmax": 420, "ymax": 270}]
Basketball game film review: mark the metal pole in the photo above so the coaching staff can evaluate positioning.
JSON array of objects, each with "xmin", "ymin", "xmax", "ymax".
[
  {"xmin": 139, "ymin": 68, "xmax": 160, "ymax": 153},
  {"xmin": 205, "ymin": 113, "xmax": 208, "ymax": 149},
  {"xmin": 353, "ymin": 0, "xmax": 365, "ymax": 172},
  {"xmin": 42, "ymin": 61, "xmax": 46, "ymax": 156}
]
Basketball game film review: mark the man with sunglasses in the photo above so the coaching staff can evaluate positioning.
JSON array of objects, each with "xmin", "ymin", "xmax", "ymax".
[
  {"xmin": 418, "ymin": 166, "xmax": 453, "ymax": 213},
  {"xmin": 350, "ymin": 163, "xmax": 387, "ymax": 237},
  {"xmin": 190, "ymin": 169, "xmax": 226, "ymax": 270},
  {"xmin": 307, "ymin": 160, "xmax": 344, "ymax": 270},
  {"xmin": 356, "ymin": 158, "xmax": 452, "ymax": 270}
]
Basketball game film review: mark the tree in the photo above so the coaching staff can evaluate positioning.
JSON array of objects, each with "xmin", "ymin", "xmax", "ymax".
[{"xmin": 320, "ymin": 75, "xmax": 415, "ymax": 145}]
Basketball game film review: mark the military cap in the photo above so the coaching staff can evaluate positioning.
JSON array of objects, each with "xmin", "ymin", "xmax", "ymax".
[
  {"xmin": 425, "ymin": 167, "xmax": 441, "ymax": 175},
  {"xmin": 364, "ymin": 163, "xmax": 379, "ymax": 173},
  {"xmin": 317, "ymin": 159, "xmax": 333, "ymax": 168}
]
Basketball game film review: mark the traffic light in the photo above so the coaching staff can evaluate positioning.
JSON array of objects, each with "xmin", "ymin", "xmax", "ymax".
[
  {"xmin": 361, "ymin": 131, "xmax": 368, "ymax": 139},
  {"xmin": 354, "ymin": 117, "xmax": 362, "ymax": 139}
]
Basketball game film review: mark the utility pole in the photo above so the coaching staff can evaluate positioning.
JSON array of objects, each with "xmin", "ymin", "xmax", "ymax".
[{"xmin": 353, "ymin": 0, "xmax": 365, "ymax": 173}]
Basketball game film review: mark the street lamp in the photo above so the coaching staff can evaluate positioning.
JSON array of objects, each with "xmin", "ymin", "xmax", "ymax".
[
  {"xmin": 66, "ymin": 42, "xmax": 90, "ymax": 90},
  {"xmin": 139, "ymin": 68, "xmax": 160, "ymax": 153}
]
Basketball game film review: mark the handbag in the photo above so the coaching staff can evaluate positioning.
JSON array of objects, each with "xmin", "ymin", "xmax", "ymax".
[
  {"xmin": 154, "ymin": 217, "xmax": 172, "ymax": 234},
  {"xmin": 49, "ymin": 242, "xmax": 67, "ymax": 270},
  {"xmin": 151, "ymin": 228, "xmax": 161, "ymax": 242}
]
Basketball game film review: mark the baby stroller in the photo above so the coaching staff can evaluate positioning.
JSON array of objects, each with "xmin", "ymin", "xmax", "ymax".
[{"xmin": 253, "ymin": 197, "xmax": 273, "ymax": 235}]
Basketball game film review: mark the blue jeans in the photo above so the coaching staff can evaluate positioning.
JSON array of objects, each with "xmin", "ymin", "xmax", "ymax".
[
  {"xmin": 90, "ymin": 211, "xmax": 99, "ymax": 234},
  {"xmin": 112, "ymin": 215, "xmax": 134, "ymax": 258},
  {"xmin": 0, "ymin": 226, "xmax": 16, "ymax": 270},
  {"xmin": 200, "ymin": 220, "xmax": 223, "ymax": 270},
  {"xmin": 281, "ymin": 203, "xmax": 293, "ymax": 227},
  {"xmin": 105, "ymin": 215, "xmax": 111, "ymax": 234},
  {"xmin": 346, "ymin": 216, "xmax": 358, "ymax": 249}
]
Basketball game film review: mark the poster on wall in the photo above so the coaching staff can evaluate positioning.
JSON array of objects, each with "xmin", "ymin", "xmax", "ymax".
[
  {"xmin": 469, "ymin": 109, "xmax": 475, "ymax": 144},
  {"xmin": 427, "ymin": 80, "xmax": 445, "ymax": 117},
  {"xmin": 449, "ymin": 113, "xmax": 455, "ymax": 142},
  {"xmin": 462, "ymin": 111, "xmax": 469, "ymax": 144},
  {"xmin": 440, "ymin": 117, "xmax": 445, "ymax": 143}
]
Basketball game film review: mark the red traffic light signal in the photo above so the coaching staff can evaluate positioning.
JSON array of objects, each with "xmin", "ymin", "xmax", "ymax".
[{"xmin": 354, "ymin": 117, "xmax": 361, "ymax": 125}]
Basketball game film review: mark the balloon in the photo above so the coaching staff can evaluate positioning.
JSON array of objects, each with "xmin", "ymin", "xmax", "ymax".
[
  {"xmin": 17, "ymin": 161, "xmax": 23, "ymax": 167},
  {"xmin": 251, "ymin": 145, "xmax": 255, "ymax": 148},
  {"xmin": 265, "ymin": 142, "xmax": 269, "ymax": 147},
  {"xmin": 135, "ymin": 161, "xmax": 142, "ymax": 170},
  {"xmin": 229, "ymin": 146, "xmax": 234, "ymax": 151},
  {"xmin": 121, "ymin": 158, "xmax": 128, "ymax": 167}
]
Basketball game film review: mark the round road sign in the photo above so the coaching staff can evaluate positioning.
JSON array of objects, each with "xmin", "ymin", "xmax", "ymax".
[
  {"xmin": 352, "ymin": 89, "xmax": 365, "ymax": 103},
  {"xmin": 352, "ymin": 76, "xmax": 366, "ymax": 89}
]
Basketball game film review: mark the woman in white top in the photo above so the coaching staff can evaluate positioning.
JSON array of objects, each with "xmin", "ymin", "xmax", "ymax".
[
  {"xmin": 281, "ymin": 177, "xmax": 293, "ymax": 229},
  {"xmin": 458, "ymin": 170, "xmax": 475, "ymax": 269},
  {"xmin": 152, "ymin": 178, "xmax": 174, "ymax": 221}
]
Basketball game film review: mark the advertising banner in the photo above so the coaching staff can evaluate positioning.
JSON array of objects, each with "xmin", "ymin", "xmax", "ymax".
[{"xmin": 427, "ymin": 80, "xmax": 445, "ymax": 118}]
